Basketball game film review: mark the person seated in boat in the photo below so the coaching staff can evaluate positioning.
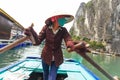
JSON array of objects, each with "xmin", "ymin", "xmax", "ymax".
[{"xmin": 24, "ymin": 14, "xmax": 89, "ymax": 80}]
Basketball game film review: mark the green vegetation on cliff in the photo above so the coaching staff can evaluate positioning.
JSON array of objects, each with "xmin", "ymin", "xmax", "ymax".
[{"xmin": 71, "ymin": 35, "xmax": 105, "ymax": 50}]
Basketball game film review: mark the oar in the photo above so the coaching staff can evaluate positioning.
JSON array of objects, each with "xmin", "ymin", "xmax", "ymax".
[
  {"xmin": 68, "ymin": 42, "xmax": 118, "ymax": 80},
  {"xmin": 0, "ymin": 36, "xmax": 29, "ymax": 53},
  {"xmin": 0, "ymin": 24, "xmax": 34, "ymax": 54}
]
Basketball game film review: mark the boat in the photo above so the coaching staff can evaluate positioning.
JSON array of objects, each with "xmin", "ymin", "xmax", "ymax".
[
  {"xmin": 0, "ymin": 56, "xmax": 100, "ymax": 80},
  {"xmin": 0, "ymin": 8, "xmax": 100, "ymax": 80},
  {"xmin": 0, "ymin": 8, "xmax": 24, "ymax": 40},
  {"xmin": 0, "ymin": 9, "xmax": 32, "ymax": 49}
]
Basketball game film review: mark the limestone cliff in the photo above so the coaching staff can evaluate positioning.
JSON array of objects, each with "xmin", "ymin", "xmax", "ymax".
[{"xmin": 70, "ymin": 0, "xmax": 120, "ymax": 54}]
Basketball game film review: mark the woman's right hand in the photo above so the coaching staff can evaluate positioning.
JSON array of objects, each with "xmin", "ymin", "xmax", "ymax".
[
  {"xmin": 24, "ymin": 23, "xmax": 34, "ymax": 36},
  {"xmin": 24, "ymin": 28, "xmax": 31, "ymax": 36}
]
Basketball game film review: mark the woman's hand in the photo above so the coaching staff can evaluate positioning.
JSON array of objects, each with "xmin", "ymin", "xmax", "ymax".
[
  {"xmin": 24, "ymin": 23, "xmax": 34, "ymax": 36},
  {"xmin": 113, "ymin": 76, "xmax": 120, "ymax": 80},
  {"xmin": 67, "ymin": 41, "xmax": 90, "ymax": 54}
]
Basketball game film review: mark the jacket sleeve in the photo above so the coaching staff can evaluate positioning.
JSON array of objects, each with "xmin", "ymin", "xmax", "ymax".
[
  {"xmin": 63, "ymin": 27, "xmax": 74, "ymax": 49},
  {"xmin": 29, "ymin": 25, "xmax": 47, "ymax": 45},
  {"xmin": 37, "ymin": 25, "xmax": 47, "ymax": 45}
]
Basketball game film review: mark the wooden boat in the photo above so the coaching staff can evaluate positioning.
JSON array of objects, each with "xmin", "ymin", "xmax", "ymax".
[
  {"xmin": 0, "ymin": 9, "xmax": 24, "ymax": 40},
  {"xmin": 0, "ymin": 9, "xmax": 32, "ymax": 49},
  {"xmin": 0, "ymin": 56, "xmax": 100, "ymax": 80}
]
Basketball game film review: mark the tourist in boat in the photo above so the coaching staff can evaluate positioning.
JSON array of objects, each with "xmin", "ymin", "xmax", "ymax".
[{"xmin": 24, "ymin": 14, "xmax": 88, "ymax": 80}]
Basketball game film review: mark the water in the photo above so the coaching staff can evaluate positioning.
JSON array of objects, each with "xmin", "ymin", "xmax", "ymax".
[
  {"xmin": 0, "ymin": 46, "xmax": 41, "ymax": 68},
  {"xmin": 0, "ymin": 45, "xmax": 120, "ymax": 80},
  {"xmin": 82, "ymin": 53, "xmax": 120, "ymax": 80}
]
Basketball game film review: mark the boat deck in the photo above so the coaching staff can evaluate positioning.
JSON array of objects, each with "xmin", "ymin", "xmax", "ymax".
[{"xmin": 0, "ymin": 57, "xmax": 100, "ymax": 80}]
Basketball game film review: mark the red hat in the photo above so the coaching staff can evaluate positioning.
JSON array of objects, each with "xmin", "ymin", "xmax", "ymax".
[{"xmin": 45, "ymin": 14, "xmax": 74, "ymax": 24}]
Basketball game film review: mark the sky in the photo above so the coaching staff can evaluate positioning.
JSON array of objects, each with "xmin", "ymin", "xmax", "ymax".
[{"xmin": 0, "ymin": 0, "xmax": 90, "ymax": 34}]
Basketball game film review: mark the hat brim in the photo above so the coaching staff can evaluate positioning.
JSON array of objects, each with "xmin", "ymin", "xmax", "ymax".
[{"xmin": 45, "ymin": 14, "xmax": 74, "ymax": 24}]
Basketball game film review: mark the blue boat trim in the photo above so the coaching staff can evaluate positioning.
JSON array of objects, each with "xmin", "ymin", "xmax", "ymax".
[
  {"xmin": 0, "ymin": 42, "xmax": 32, "ymax": 49},
  {"xmin": 79, "ymin": 63, "xmax": 100, "ymax": 80},
  {"xmin": 26, "ymin": 57, "xmax": 41, "ymax": 59}
]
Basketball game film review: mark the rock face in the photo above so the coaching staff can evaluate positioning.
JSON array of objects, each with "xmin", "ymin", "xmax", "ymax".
[{"xmin": 70, "ymin": 0, "xmax": 120, "ymax": 54}]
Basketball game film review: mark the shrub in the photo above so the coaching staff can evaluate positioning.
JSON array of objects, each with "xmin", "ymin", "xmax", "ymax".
[{"xmin": 89, "ymin": 41, "xmax": 105, "ymax": 49}]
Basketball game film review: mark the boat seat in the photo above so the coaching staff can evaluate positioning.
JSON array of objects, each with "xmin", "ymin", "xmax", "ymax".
[{"xmin": 27, "ymin": 72, "xmax": 68, "ymax": 80}]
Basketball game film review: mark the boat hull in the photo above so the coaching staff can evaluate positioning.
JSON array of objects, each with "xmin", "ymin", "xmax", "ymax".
[
  {"xmin": 0, "ymin": 57, "xmax": 100, "ymax": 80},
  {"xmin": 0, "ymin": 15, "xmax": 12, "ymax": 39}
]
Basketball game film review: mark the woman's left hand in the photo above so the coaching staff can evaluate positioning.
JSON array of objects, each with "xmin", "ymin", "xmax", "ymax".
[{"xmin": 67, "ymin": 41, "xmax": 90, "ymax": 54}]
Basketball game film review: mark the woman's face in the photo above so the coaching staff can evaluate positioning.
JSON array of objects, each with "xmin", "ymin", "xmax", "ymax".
[
  {"xmin": 52, "ymin": 16, "xmax": 66, "ymax": 27},
  {"xmin": 52, "ymin": 17, "xmax": 59, "ymax": 28}
]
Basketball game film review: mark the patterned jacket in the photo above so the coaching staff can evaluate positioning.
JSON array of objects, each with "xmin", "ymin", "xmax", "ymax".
[{"xmin": 30, "ymin": 25, "xmax": 73, "ymax": 66}]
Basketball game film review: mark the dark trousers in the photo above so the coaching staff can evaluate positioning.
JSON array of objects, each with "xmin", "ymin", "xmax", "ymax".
[{"xmin": 42, "ymin": 60, "xmax": 59, "ymax": 80}]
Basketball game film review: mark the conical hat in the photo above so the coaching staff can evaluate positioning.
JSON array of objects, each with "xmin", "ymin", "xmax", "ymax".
[{"xmin": 45, "ymin": 14, "xmax": 74, "ymax": 24}]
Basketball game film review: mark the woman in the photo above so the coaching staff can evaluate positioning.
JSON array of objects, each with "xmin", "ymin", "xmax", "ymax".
[
  {"xmin": 25, "ymin": 14, "xmax": 119, "ymax": 80},
  {"xmin": 24, "ymin": 14, "xmax": 75, "ymax": 80}
]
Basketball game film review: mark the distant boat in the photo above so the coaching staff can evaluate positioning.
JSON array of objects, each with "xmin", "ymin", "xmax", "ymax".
[
  {"xmin": 0, "ymin": 12, "xmax": 12, "ymax": 39},
  {"xmin": 0, "ymin": 9, "xmax": 24, "ymax": 40},
  {"xmin": 0, "ymin": 9, "xmax": 32, "ymax": 49},
  {"xmin": 0, "ymin": 55, "xmax": 100, "ymax": 80}
]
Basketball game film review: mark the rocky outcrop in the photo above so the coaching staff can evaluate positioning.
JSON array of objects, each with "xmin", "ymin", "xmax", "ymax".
[{"xmin": 70, "ymin": 0, "xmax": 120, "ymax": 54}]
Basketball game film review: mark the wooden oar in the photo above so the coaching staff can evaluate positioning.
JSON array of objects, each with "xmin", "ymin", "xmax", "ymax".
[
  {"xmin": 68, "ymin": 42, "xmax": 118, "ymax": 80},
  {"xmin": 0, "ymin": 36, "xmax": 29, "ymax": 53}
]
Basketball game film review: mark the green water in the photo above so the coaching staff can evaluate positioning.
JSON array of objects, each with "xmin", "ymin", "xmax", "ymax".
[
  {"xmin": 0, "ymin": 46, "xmax": 120, "ymax": 80},
  {"xmin": 83, "ymin": 54, "xmax": 120, "ymax": 80}
]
